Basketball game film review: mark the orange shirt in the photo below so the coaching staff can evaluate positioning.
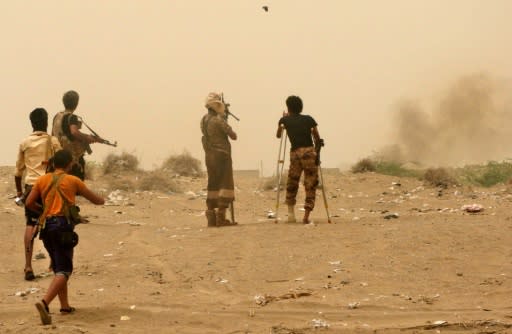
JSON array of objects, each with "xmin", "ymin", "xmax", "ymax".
[{"xmin": 32, "ymin": 171, "xmax": 87, "ymax": 217}]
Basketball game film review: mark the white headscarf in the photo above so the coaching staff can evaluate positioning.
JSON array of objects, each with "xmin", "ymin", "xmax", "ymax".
[{"xmin": 204, "ymin": 92, "xmax": 226, "ymax": 115}]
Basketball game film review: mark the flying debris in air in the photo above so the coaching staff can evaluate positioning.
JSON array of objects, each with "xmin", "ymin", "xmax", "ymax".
[{"xmin": 262, "ymin": 6, "xmax": 269, "ymax": 12}]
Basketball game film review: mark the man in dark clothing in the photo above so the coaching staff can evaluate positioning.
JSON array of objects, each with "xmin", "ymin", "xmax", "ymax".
[
  {"xmin": 276, "ymin": 95, "xmax": 322, "ymax": 224},
  {"xmin": 52, "ymin": 90, "xmax": 99, "ymax": 180},
  {"xmin": 201, "ymin": 92, "xmax": 238, "ymax": 227}
]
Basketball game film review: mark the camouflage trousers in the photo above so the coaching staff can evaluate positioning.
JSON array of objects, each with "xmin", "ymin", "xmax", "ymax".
[{"xmin": 286, "ymin": 146, "xmax": 318, "ymax": 211}]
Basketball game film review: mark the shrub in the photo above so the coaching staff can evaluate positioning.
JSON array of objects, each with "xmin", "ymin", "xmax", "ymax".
[
  {"xmin": 161, "ymin": 151, "xmax": 202, "ymax": 177},
  {"xmin": 351, "ymin": 158, "xmax": 376, "ymax": 173},
  {"xmin": 84, "ymin": 161, "xmax": 102, "ymax": 180},
  {"xmin": 103, "ymin": 152, "xmax": 139, "ymax": 174},
  {"xmin": 106, "ymin": 176, "xmax": 137, "ymax": 192},
  {"xmin": 459, "ymin": 161, "xmax": 512, "ymax": 187},
  {"xmin": 374, "ymin": 161, "xmax": 421, "ymax": 178},
  {"xmin": 423, "ymin": 167, "xmax": 456, "ymax": 188},
  {"xmin": 138, "ymin": 171, "xmax": 180, "ymax": 192}
]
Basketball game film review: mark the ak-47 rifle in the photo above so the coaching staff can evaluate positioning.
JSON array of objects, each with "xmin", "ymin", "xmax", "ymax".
[
  {"xmin": 220, "ymin": 94, "xmax": 240, "ymax": 122},
  {"xmin": 76, "ymin": 116, "xmax": 118, "ymax": 154}
]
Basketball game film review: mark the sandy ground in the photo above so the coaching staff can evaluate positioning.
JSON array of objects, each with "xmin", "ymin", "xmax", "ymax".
[{"xmin": 1, "ymin": 166, "xmax": 511, "ymax": 334}]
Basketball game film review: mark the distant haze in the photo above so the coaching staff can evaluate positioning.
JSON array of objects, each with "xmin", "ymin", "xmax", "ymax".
[{"xmin": 2, "ymin": 1, "xmax": 511, "ymax": 174}]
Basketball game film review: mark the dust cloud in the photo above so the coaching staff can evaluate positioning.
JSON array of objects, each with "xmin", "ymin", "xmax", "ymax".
[{"xmin": 385, "ymin": 73, "xmax": 512, "ymax": 167}]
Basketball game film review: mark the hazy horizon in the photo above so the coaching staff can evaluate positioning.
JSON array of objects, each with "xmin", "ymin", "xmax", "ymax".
[{"xmin": 2, "ymin": 1, "xmax": 511, "ymax": 175}]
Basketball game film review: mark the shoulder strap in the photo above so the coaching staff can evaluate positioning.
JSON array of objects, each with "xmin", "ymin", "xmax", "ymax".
[{"xmin": 38, "ymin": 173, "xmax": 66, "ymax": 229}]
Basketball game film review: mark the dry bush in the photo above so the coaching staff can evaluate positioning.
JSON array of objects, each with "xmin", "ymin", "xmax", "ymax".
[
  {"xmin": 138, "ymin": 171, "xmax": 180, "ymax": 193},
  {"xmin": 423, "ymin": 167, "xmax": 457, "ymax": 188},
  {"xmin": 84, "ymin": 161, "xmax": 103, "ymax": 180},
  {"xmin": 161, "ymin": 151, "xmax": 202, "ymax": 177},
  {"xmin": 351, "ymin": 158, "xmax": 376, "ymax": 173},
  {"xmin": 103, "ymin": 152, "xmax": 140, "ymax": 175},
  {"xmin": 105, "ymin": 175, "xmax": 137, "ymax": 192}
]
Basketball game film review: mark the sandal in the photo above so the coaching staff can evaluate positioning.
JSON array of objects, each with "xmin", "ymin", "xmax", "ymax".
[
  {"xmin": 35, "ymin": 300, "xmax": 52, "ymax": 325},
  {"xmin": 60, "ymin": 307, "xmax": 76, "ymax": 314},
  {"xmin": 24, "ymin": 269, "xmax": 36, "ymax": 281}
]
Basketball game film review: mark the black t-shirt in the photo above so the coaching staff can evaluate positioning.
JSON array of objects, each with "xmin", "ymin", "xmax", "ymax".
[{"xmin": 278, "ymin": 114, "xmax": 318, "ymax": 150}]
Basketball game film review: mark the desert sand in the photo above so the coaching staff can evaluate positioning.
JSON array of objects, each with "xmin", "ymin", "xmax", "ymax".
[{"xmin": 1, "ymin": 166, "xmax": 511, "ymax": 333}]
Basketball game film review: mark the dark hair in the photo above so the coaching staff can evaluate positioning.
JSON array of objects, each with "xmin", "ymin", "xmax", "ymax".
[
  {"xmin": 29, "ymin": 108, "xmax": 48, "ymax": 131},
  {"xmin": 286, "ymin": 95, "xmax": 303, "ymax": 114},
  {"xmin": 53, "ymin": 150, "xmax": 73, "ymax": 169},
  {"xmin": 62, "ymin": 90, "xmax": 79, "ymax": 110}
]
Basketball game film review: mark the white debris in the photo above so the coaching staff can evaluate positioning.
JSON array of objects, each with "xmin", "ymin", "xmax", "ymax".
[
  {"xmin": 120, "ymin": 315, "xmax": 131, "ymax": 321},
  {"xmin": 311, "ymin": 319, "xmax": 330, "ymax": 328},
  {"xmin": 130, "ymin": 305, "xmax": 136, "ymax": 310},
  {"xmin": 461, "ymin": 204, "xmax": 484, "ymax": 213},
  {"xmin": 328, "ymin": 260, "xmax": 341, "ymax": 265},
  {"xmin": 348, "ymin": 302, "xmax": 360, "ymax": 309}
]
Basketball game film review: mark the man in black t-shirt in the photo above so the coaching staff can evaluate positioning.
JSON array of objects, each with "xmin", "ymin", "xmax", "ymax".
[{"xmin": 276, "ymin": 95, "xmax": 322, "ymax": 224}]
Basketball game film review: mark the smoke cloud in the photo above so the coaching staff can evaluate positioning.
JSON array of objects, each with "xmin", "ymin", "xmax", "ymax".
[{"xmin": 388, "ymin": 73, "xmax": 512, "ymax": 166}]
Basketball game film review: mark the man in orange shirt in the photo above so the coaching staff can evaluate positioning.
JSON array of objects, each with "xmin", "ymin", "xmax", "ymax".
[
  {"xmin": 15, "ymin": 108, "xmax": 61, "ymax": 280},
  {"xmin": 26, "ymin": 149, "xmax": 104, "ymax": 325}
]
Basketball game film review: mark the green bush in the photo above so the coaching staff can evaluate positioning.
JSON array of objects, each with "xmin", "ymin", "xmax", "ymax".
[
  {"xmin": 374, "ymin": 161, "xmax": 421, "ymax": 178},
  {"xmin": 351, "ymin": 158, "xmax": 376, "ymax": 173},
  {"xmin": 457, "ymin": 161, "xmax": 512, "ymax": 187}
]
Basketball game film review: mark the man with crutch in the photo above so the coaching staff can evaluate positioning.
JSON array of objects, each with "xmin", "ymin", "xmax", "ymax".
[{"xmin": 276, "ymin": 95, "xmax": 323, "ymax": 224}]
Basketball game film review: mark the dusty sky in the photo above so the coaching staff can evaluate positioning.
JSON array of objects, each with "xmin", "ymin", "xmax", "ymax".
[{"xmin": 2, "ymin": 1, "xmax": 511, "ymax": 174}]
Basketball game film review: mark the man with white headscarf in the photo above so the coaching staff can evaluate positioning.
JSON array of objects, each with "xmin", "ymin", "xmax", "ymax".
[{"xmin": 200, "ymin": 92, "xmax": 238, "ymax": 227}]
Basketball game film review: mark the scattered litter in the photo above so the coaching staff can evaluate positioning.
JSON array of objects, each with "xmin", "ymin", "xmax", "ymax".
[
  {"xmin": 294, "ymin": 277, "xmax": 304, "ymax": 281},
  {"xmin": 348, "ymin": 302, "xmax": 360, "ymax": 309},
  {"xmin": 328, "ymin": 260, "xmax": 341, "ymax": 265},
  {"xmin": 103, "ymin": 254, "xmax": 113, "ymax": 257},
  {"xmin": 114, "ymin": 210, "xmax": 123, "ymax": 214},
  {"xmin": 116, "ymin": 220, "xmax": 145, "ymax": 226},
  {"xmin": 215, "ymin": 278, "xmax": 228, "ymax": 284},
  {"xmin": 120, "ymin": 315, "xmax": 130, "ymax": 321},
  {"xmin": 105, "ymin": 190, "xmax": 129, "ymax": 206},
  {"xmin": 15, "ymin": 287, "xmax": 39, "ymax": 297},
  {"xmin": 461, "ymin": 204, "xmax": 484, "ymax": 213},
  {"xmin": 384, "ymin": 213, "xmax": 399, "ymax": 219},
  {"xmin": 254, "ymin": 289, "xmax": 312, "ymax": 306},
  {"xmin": 311, "ymin": 318, "xmax": 330, "ymax": 329},
  {"xmin": 130, "ymin": 305, "xmax": 136, "ymax": 310},
  {"xmin": 267, "ymin": 210, "xmax": 276, "ymax": 219}
]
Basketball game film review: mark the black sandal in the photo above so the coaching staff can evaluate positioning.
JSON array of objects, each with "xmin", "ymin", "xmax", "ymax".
[
  {"xmin": 60, "ymin": 307, "xmax": 76, "ymax": 314},
  {"xmin": 24, "ymin": 269, "xmax": 36, "ymax": 281}
]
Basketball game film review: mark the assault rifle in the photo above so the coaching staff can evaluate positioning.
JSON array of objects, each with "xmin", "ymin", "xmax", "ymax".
[
  {"xmin": 220, "ymin": 94, "xmax": 240, "ymax": 122},
  {"xmin": 76, "ymin": 116, "xmax": 118, "ymax": 154}
]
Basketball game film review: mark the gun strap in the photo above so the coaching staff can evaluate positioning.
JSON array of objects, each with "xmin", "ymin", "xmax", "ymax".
[{"xmin": 38, "ymin": 173, "xmax": 66, "ymax": 229}]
